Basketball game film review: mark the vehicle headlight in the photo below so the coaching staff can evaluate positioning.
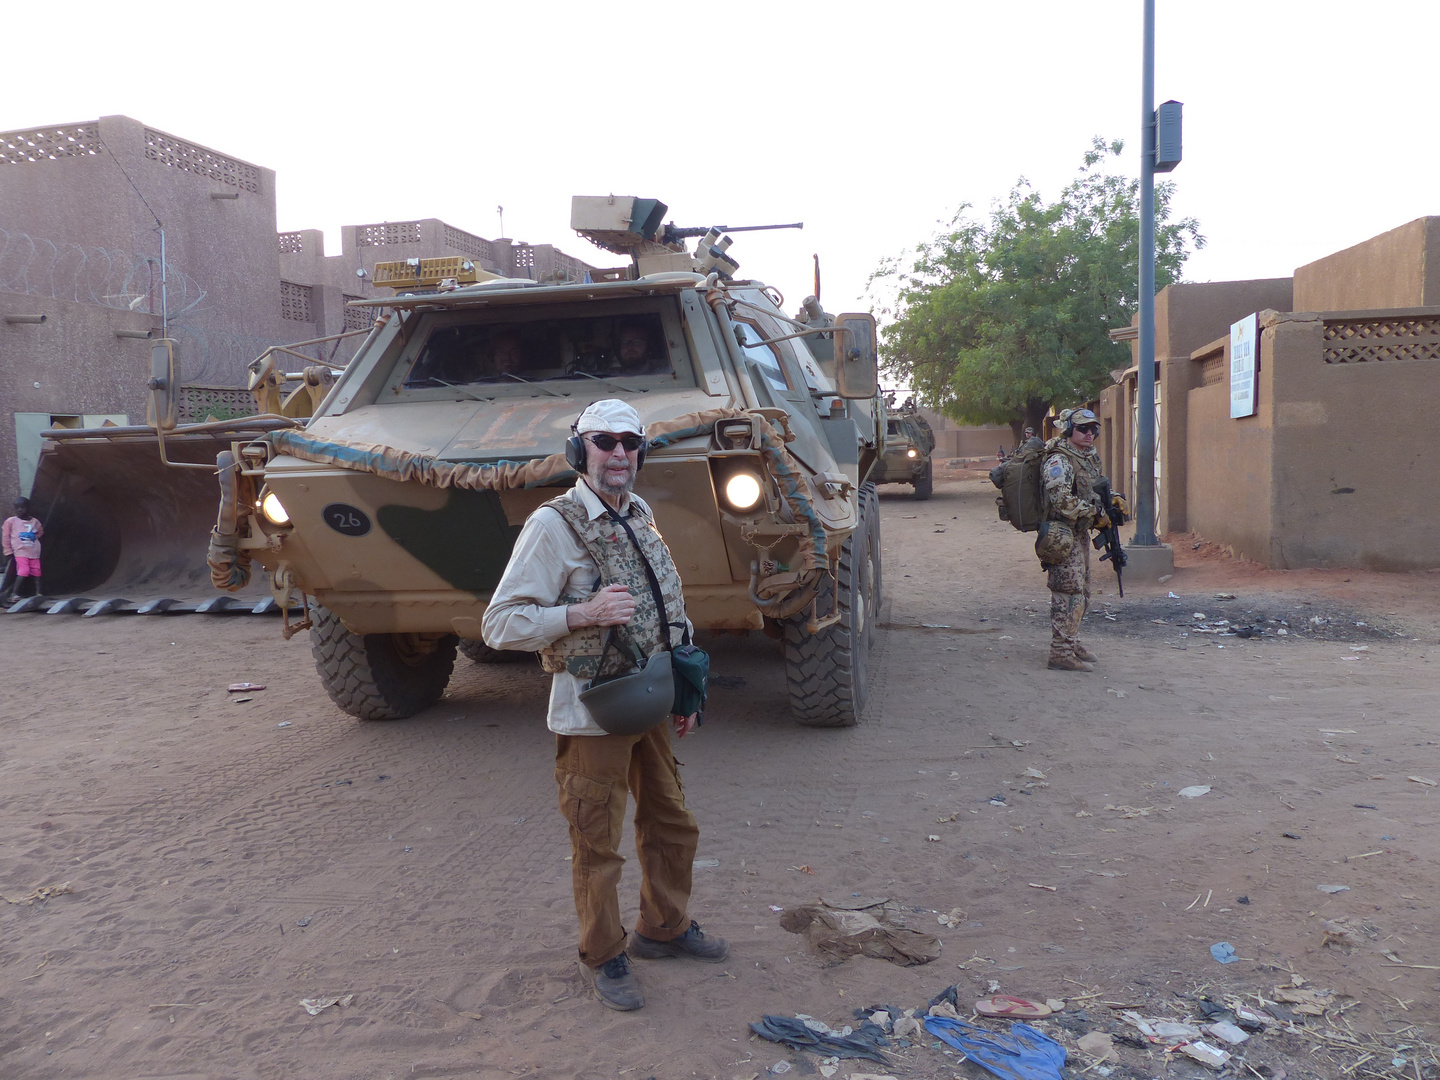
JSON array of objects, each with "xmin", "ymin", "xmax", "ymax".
[
  {"xmin": 723, "ymin": 472, "xmax": 763, "ymax": 511},
  {"xmin": 906, "ymin": 448, "xmax": 918, "ymax": 459},
  {"xmin": 260, "ymin": 490, "xmax": 290, "ymax": 525}
]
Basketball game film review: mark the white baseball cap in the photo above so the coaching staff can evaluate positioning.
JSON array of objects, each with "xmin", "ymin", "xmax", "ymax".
[{"xmin": 575, "ymin": 399, "xmax": 644, "ymax": 436}]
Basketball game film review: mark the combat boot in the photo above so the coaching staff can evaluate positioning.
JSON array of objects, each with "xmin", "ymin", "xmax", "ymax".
[
  {"xmin": 1048, "ymin": 653, "xmax": 1094, "ymax": 672},
  {"xmin": 631, "ymin": 920, "xmax": 730, "ymax": 963},
  {"xmin": 1073, "ymin": 643, "xmax": 1099, "ymax": 663},
  {"xmin": 582, "ymin": 953, "xmax": 644, "ymax": 1011}
]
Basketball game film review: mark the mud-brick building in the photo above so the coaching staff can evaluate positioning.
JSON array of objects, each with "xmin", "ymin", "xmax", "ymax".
[
  {"xmin": 0, "ymin": 114, "xmax": 599, "ymax": 501},
  {"xmin": 1098, "ymin": 217, "xmax": 1440, "ymax": 570}
]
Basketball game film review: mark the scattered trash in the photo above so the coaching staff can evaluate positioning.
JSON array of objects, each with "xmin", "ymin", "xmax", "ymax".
[
  {"xmin": 1150, "ymin": 1020, "xmax": 1202, "ymax": 1040},
  {"xmin": 1104, "ymin": 687, "xmax": 1126, "ymax": 698},
  {"xmin": 1271, "ymin": 977, "xmax": 1331, "ymax": 1015},
  {"xmin": 1022, "ymin": 767, "xmax": 1047, "ymax": 779},
  {"xmin": 1158, "ymin": 574, "xmax": 1173, "ymax": 583},
  {"xmin": 1206, "ymin": 1020, "xmax": 1250, "ymax": 1045},
  {"xmin": 749, "ymin": 1014, "xmax": 891, "ymax": 1063},
  {"xmin": 779, "ymin": 897, "xmax": 941, "ymax": 966},
  {"xmin": 770, "ymin": 1062, "xmax": 791, "ymax": 1075},
  {"xmin": 1193, "ymin": 612, "xmax": 1206, "ymax": 620},
  {"xmin": 1027, "ymin": 883, "xmax": 1056, "ymax": 892},
  {"xmin": 693, "ymin": 857, "xmax": 720, "ymax": 868},
  {"xmin": 927, "ymin": 835, "xmax": 941, "ymax": 842},
  {"xmin": 1282, "ymin": 832, "xmax": 1302, "ymax": 840},
  {"xmin": 1321, "ymin": 919, "xmax": 1366, "ymax": 951},
  {"xmin": 227, "ymin": 682, "xmax": 266, "ymax": 692},
  {"xmin": 232, "ymin": 697, "xmax": 253, "ymax": 704},
  {"xmin": 924, "ymin": 1017, "xmax": 1066, "ymax": 1080},
  {"xmin": 1214, "ymin": 593, "xmax": 1236, "ymax": 600},
  {"xmin": 1209, "ymin": 942, "xmax": 1239, "ymax": 964},
  {"xmin": 1407, "ymin": 775, "xmax": 1437, "ymax": 787},
  {"xmin": 1276, "ymin": 628, "xmax": 1288, "ymax": 636},
  {"xmin": 2, "ymin": 881, "xmax": 73, "ymax": 905},
  {"xmin": 1178, "ymin": 785, "xmax": 1211, "ymax": 798},
  {"xmin": 300, "ymin": 993, "xmax": 353, "ymax": 1016},
  {"xmin": 975, "ymin": 996, "xmax": 1052, "ymax": 1019},
  {"xmin": 276, "ymin": 721, "xmax": 291, "ymax": 728},
  {"xmin": 1044, "ymin": 999, "xmax": 1065, "ymax": 1013},
  {"xmin": 1167, "ymin": 591, "xmax": 1180, "ymax": 599},
  {"xmin": 1076, "ymin": 1031, "xmax": 1116, "ymax": 1060},
  {"xmin": 1180, "ymin": 1040, "xmax": 1231, "ymax": 1069},
  {"xmin": 296, "ymin": 915, "xmax": 312, "ymax": 927},
  {"xmin": 1316, "ymin": 884, "xmax": 1350, "ymax": 894}
]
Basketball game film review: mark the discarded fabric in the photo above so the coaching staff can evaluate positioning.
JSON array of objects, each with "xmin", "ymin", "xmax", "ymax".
[
  {"xmin": 749, "ymin": 1015, "xmax": 891, "ymax": 1063},
  {"xmin": 779, "ymin": 897, "xmax": 940, "ymax": 966},
  {"xmin": 924, "ymin": 1017, "xmax": 1066, "ymax": 1080}
]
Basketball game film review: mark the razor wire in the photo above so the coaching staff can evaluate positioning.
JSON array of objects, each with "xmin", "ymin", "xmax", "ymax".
[{"xmin": 0, "ymin": 226, "xmax": 207, "ymax": 318}]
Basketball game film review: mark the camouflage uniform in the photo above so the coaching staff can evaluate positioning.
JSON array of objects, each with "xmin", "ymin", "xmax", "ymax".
[
  {"xmin": 539, "ymin": 495, "xmax": 687, "ymax": 679},
  {"xmin": 1041, "ymin": 436, "xmax": 1106, "ymax": 664}
]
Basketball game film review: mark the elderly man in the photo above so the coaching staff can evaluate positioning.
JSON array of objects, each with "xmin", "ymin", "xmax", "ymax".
[
  {"xmin": 1036, "ymin": 407, "xmax": 1113, "ymax": 672},
  {"xmin": 481, "ymin": 399, "xmax": 726, "ymax": 1011}
]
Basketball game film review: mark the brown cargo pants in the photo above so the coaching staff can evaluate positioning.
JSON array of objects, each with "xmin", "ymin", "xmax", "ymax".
[{"xmin": 555, "ymin": 723, "xmax": 699, "ymax": 968}]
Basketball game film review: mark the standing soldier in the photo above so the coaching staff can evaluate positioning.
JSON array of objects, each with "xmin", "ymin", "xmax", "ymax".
[{"xmin": 1035, "ymin": 408, "xmax": 1113, "ymax": 672}]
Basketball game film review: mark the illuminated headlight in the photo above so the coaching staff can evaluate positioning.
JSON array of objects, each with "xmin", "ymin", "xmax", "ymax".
[
  {"xmin": 906, "ymin": 448, "xmax": 918, "ymax": 459},
  {"xmin": 723, "ymin": 472, "xmax": 763, "ymax": 511},
  {"xmin": 260, "ymin": 490, "xmax": 290, "ymax": 525}
]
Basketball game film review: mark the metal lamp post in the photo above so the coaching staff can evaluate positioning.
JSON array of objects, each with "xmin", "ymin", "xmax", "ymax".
[{"xmin": 1131, "ymin": 0, "xmax": 1181, "ymax": 548}]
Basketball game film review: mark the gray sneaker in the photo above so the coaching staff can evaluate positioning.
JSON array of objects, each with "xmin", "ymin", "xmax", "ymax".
[
  {"xmin": 630, "ymin": 920, "xmax": 730, "ymax": 963},
  {"xmin": 583, "ymin": 953, "xmax": 644, "ymax": 1011}
]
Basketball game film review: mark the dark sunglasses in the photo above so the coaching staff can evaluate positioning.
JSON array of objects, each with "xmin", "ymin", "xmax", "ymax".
[
  {"xmin": 587, "ymin": 433, "xmax": 645, "ymax": 452},
  {"xmin": 1074, "ymin": 424, "xmax": 1100, "ymax": 435}
]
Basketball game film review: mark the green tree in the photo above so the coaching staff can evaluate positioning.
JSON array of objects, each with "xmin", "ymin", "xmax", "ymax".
[{"xmin": 871, "ymin": 139, "xmax": 1203, "ymax": 442}]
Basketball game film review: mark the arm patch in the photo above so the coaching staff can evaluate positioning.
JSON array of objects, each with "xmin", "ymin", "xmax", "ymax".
[{"xmin": 1044, "ymin": 459, "xmax": 1068, "ymax": 482}]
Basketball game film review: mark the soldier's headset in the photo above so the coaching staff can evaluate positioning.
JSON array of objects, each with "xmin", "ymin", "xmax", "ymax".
[{"xmin": 564, "ymin": 403, "xmax": 648, "ymax": 473}]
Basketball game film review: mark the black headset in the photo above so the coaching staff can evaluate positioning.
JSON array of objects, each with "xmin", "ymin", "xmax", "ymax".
[
  {"xmin": 1060, "ymin": 409, "xmax": 1097, "ymax": 438},
  {"xmin": 565, "ymin": 404, "xmax": 647, "ymax": 473}
]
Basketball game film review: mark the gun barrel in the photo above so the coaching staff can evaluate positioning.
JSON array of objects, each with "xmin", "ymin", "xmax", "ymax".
[{"xmin": 666, "ymin": 222, "xmax": 804, "ymax": 240}]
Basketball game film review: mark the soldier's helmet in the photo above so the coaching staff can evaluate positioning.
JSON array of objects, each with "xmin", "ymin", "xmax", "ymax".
[{"xmin": 1034, "ymin": 520, "xmax": 1075, "ymax": 566}]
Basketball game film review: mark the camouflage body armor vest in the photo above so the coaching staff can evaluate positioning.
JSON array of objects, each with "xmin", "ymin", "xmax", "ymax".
[
  {"xmin": 1042, "ymin": 438, "xmax": 1100, "ymax": 520},
  {"xmin": 538, "ymin": 494, "xmax": 687, "ymax": 680}
]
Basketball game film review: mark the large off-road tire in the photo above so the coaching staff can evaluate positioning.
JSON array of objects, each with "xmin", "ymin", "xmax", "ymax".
[
  {"xmin": 457, "ymin": 638, "xmax": 532, "ymax": 664},
  {"xmin": 862, "ymin": 481, "xmax": 882, "ymax": 619},
  {"xmin": 782, "ymin": 499, "xmax": 874, "ymax": 728},
  {"xmin": 309, "ymin": 605, "xmax": 457, "ymax": 721},
  {"xmin": 912, "ymin": 459, "xmax": 933, "ymax": 500}
]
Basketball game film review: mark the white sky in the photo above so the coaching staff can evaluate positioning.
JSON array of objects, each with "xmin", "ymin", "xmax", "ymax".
[{"xmin": 6, "ymin": 0, "xmax": 1437, "ymax": 322}]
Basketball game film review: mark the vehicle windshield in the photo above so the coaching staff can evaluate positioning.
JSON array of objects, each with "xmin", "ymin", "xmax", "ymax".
[{"xmin": 404, "ymin": 310, "xmax": 672, "ymax": 387}]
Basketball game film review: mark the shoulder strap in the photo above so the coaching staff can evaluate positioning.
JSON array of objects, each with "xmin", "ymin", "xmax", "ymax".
[{"xmin": 601, "ymin": 502, "xmax": 687, "ymax": 650}]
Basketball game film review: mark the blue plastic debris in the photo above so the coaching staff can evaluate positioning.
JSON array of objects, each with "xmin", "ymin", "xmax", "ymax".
[
  {"xmin": 1210, "ymin": 941, "xmax": 1239, "ymax": 964},
  {"xmin": 923, "ymin": 1017, "xmax": 1065, "ymax": 1080}
]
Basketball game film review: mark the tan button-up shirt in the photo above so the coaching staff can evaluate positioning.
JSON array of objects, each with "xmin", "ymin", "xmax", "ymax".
[{"xmin": 481, "ymin": 479, "xmax": 689, "ymax": 736}]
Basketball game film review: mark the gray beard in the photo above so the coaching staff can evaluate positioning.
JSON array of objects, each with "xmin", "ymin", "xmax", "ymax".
[{"xmin": 588, "ymin": 464, "xmax": 636, "ymax": 500}]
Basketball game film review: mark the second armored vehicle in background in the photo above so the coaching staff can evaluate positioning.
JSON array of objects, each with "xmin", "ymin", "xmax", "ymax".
[{"xmin": 871, "ymin": 399, "xmax": 936, "ymax": 499}]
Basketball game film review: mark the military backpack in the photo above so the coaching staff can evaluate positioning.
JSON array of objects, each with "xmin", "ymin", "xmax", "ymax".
[{"xmin": 989, "ymin": 437, "xmax": 1045, "ymax": 532}]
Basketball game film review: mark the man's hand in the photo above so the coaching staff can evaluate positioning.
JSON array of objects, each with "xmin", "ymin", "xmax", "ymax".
[
  {"xmin": 1094, "ymin": 513, "xmax": 1111, "ymax": 530},
  {"xmin": 672, "ymin": 712, "xmax": 699, "ymax": 739},
  {"xmin": 567, "ymin": 583, "xmax": 635, "ymax": 629}
]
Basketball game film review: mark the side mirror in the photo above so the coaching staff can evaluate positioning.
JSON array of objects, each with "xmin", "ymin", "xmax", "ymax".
[
  {"xmin": 833, "ymin": 313, "xmax": 878, "ymax": 399},
  {"xmin": 147, "ymin": 339, "xmax": 177, "ymax": 430}
]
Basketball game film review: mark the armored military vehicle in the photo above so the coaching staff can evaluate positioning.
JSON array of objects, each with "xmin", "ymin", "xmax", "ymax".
[
  {"xmin": 870, "ymin": 398, "xmax": 936, "ymax": 499},
  {"xmin": 51, "ymin": 197, "xmax": 881, "ymax": 727}
]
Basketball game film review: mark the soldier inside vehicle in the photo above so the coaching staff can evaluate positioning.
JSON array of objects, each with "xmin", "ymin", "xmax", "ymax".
[{"xmin": 403, "ymin": 311, "xmax": 674, "ymax": 388}]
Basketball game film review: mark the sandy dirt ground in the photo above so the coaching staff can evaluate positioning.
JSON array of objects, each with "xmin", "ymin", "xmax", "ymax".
[{"xmin": 4, "ymin": 472, "xmax": 1440, "ymax": 1080}]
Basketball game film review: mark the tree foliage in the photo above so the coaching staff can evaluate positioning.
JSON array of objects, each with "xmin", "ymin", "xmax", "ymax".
[{"xmin": 871, "ymin": 139, "xmax": 1204, "ymax": 439}]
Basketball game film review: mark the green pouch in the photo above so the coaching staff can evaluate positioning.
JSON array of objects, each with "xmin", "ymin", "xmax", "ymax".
[{"xmin": 670, "ymin": 643, "xmax": 709, "ymax": 721}]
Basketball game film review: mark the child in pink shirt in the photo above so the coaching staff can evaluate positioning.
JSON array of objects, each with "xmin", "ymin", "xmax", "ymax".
[{"xmin": 2, "ymin": 497, "xmax": 43, "ymax": 598}]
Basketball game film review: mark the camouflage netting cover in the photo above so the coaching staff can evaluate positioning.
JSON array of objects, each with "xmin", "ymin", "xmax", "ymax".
[{"xmin": 211, "ymin": 409, "xmax": 829, "ymax": 592}]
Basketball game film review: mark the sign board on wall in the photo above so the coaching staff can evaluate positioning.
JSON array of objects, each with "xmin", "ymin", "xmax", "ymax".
[{"xmin": 1230, "ymin": 313, "xmax": 1258, "ymax": 418}]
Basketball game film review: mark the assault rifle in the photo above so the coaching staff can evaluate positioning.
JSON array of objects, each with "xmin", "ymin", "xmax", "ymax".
[{"xmin": 1092, "ymin": 478, "xmax": 1128, "ymax": 597}]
